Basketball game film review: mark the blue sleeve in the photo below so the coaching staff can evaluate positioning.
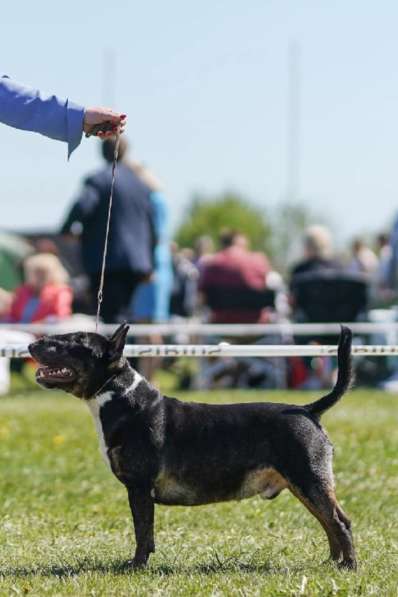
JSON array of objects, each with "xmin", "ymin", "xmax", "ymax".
[{"xmin": 0, "ymin": 75, "xmax": 85, "ymax": 158}]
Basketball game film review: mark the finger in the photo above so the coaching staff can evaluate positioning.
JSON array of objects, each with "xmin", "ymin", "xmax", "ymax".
[
  {"xmin": 94, "ymin": 121, "xmax": 118, "ymax": 136},
  {"xmin": 105, "ymin": 112, "xmax": 123, "ymax": 123}
]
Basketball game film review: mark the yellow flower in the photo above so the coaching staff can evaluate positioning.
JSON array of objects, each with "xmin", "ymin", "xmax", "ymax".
[{"xmin": 52, "ymin": 434, "xmax": 66, "ymax": 446}]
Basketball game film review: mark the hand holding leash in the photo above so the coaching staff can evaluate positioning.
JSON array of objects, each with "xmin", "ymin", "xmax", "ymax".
[{"xmin": 84, "ymin": 108, "xmax": 126, "ymax": 138}]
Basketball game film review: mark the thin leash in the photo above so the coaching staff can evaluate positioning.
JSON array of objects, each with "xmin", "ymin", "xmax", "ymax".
[
  {"xmin": 94, "ymin": 373, "xmax": 118, "ymax": 397},
  {"xmin": 94, "ymin": 130, "xmax": 121, "ymax": 332}
]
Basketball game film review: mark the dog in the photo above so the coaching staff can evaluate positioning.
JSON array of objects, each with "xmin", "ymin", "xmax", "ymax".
[{"xmin": 29, "ymin": 324, "xmax": 356, "ymax": 570}]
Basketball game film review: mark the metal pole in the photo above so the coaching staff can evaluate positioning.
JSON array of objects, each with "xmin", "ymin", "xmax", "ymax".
[{"xmin": 287, "ymin": 41, "xmax": 300, "ymax": 202}]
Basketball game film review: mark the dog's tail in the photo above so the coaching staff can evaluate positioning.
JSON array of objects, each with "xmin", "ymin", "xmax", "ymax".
[{"xmin": 304, "ymin": 326, "xmax": 352, "ymax": 419}]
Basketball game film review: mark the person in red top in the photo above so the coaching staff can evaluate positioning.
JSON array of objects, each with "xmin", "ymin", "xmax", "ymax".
[
  {"xmin": 5, "ymin": 253, "xmax": 72, "ymax": 323},
  {"xmin": 198, "ymin": 230, "xmax": 271, "ymax": 323}
]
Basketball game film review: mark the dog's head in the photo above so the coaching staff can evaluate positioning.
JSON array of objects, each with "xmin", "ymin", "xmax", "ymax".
[{"xmin": 28, "ymin": 323, "xmax": 129, "ymax": 399}]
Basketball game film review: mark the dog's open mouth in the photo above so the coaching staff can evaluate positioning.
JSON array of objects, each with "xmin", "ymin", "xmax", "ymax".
[{"xmin": 36, "ymin": 366, "xmax": 77, "ymax": 384}]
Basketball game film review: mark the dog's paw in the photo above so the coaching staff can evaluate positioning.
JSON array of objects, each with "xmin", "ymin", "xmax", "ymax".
[
  {"xmin": 338, "ymin": 557, "xmax": 357, "ymax": 571},
  {"xmin": 127, "ymin": 555, "xmax": 150, "ymax": 570}
]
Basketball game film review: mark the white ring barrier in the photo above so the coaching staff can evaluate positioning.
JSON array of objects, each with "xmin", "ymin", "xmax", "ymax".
[
  {"xmin": 1, "ymin": 321, "xmax": 398, "ymax": 336},
  {"xmin": 2, "ymin": 343, "xmax": 398, "ymax": 359}
]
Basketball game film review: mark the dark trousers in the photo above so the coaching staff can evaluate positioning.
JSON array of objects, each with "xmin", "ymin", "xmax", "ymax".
[{"xmin": 89, "ymin": 270, "xmax": 144, "ymax": 323}]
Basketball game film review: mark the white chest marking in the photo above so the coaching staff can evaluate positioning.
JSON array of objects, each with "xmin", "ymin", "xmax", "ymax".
[
  {"xmin": 87, "ymin": 391, "xmax": 114, "ymax": 468},
  {"xmin": 123, "ymin": 372, "xmax": 143, "ymax": 396},
  {"xmin": 87, "ymin": 374, "xmax": 143, "ymax": 469}
]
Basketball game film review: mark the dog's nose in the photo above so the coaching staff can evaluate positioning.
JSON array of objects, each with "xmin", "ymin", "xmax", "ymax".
[
  {"xmin": 28, "ymin": 342, "xmax": 36, "ymax": 356},
  {"xmin": 28, "ymin": 339, "xmax": 45, "ymax": 352}
]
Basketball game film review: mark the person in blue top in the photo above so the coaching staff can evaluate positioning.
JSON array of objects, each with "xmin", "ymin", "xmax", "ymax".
[
  {"xmin": 0, "ymin": 75, "xmax": 126, "ymax": 157},
  {"xmin": 61, "ymin": 138, "xmax": 157, "ymax": 323},
  {"xmin": 130, "ymin": 163, "xmax": 172, "ymax": 325},
  {"xmin": 129, "ymin": 163, "xmax": 172, "ymax": 379}
]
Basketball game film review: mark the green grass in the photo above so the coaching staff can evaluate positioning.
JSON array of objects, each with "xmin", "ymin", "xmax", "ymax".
[{"xmin": 0, "ymin": 388, "xmax": 397, "ymax": 596}]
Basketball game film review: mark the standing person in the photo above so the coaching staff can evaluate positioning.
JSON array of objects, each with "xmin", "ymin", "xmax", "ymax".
[
  {"xmin": 0, "ymin": 75, "xmax": 126, "ymax": 157},
  {"xmin": 130, "ymin": 163, "xmax": 172, "ymax": 325},
  {"xmin": 61, "ymin": 138, "xmax": 156, "ymax": 323},
  {"xmin": 130, "ymin": 162, "xmax": 173, "ymax": 380}
]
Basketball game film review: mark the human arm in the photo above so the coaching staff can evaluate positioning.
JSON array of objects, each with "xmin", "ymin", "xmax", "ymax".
[
  {"xmin": 60, "ymin": 181, "xmax": 101, "ymax": 233},
  {"xmin": 0, "ymin": 76, "xmax": 126, "ymax": 158}
]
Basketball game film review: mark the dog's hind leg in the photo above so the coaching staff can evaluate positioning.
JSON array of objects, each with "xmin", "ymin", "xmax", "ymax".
[
  {"xmin": 127, "ymin": 486, "xmax": 155, "ymax": 569},
  {"xmin": 289, "ymin": 482, "xmax": 357, "ymax": 570}
]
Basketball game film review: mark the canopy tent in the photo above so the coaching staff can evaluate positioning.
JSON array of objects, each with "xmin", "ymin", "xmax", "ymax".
[{"xmin": 0, "ymin": 233, "xmax": 33, "ymax": 291}]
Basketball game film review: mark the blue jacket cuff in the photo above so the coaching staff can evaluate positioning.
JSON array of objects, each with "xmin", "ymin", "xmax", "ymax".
[{"xmin": 66, "ymin": 100, "xmax": 84, "ymax": 159}]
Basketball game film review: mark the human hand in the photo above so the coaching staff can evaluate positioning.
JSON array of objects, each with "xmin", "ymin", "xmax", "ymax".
[{"xmin": 83, "ymin": 108, "xmax": 127, "ymax": 138}]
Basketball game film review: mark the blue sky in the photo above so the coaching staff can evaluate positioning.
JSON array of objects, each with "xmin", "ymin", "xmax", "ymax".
[{"xmin": 2, "ymin": 1, "xmax": 398, "ymax": 243}]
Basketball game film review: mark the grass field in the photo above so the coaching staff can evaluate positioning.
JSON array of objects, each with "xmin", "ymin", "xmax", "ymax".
[{"xmin": 0, "ymin": 386, "xmax": 397, "ymax": 596}]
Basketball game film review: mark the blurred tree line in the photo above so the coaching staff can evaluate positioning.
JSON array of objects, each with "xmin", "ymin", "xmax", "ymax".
[{"xmin": 174, "ymin": 191, "xmax": 322, "ymax": 272}]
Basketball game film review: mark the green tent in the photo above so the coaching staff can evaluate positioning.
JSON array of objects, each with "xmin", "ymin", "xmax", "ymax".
[{"xmin": 0, "ymin": 233, "xmax": 33, "ymax": 291}]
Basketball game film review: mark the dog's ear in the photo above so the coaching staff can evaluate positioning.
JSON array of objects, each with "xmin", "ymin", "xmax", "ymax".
[{"xmin": 108, "ymin": 322, "xmax": 130, "ymax": 361}]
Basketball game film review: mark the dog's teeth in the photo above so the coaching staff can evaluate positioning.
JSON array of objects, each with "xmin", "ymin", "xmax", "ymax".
[{"xmin": 36, "ymin": 365, "xmax": 73, "ymax": 379}]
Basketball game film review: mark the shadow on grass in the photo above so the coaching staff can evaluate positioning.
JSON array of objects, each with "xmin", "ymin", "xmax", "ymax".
[{"xmin": 0, "ymin": 555, "xmax": 330, "ymax": 579}]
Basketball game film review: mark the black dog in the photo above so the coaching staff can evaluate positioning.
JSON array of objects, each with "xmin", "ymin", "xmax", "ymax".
[{"xmin": 29, "ymin": 325, "xmax": 356, "ymax": 570}]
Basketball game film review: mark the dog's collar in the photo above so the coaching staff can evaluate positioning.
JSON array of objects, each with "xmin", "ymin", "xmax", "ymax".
[{"xmin": 93, "ymin": 374, "xmax": 118, "ymax": 398}]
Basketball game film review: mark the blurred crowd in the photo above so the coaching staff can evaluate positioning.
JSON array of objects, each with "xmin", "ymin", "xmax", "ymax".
[
  {"xmin": 0, "ymin": 222, "xmax": 394, "ymax": 328},
  {"xmin": 2, "ymin": 137, "xmax": 398, "ymax": 393}
]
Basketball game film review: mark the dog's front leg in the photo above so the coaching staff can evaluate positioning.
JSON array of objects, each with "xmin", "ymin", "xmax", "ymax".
[{"xmin": 127, "ymin": 486, "xmax": 155, "ymax": 569}]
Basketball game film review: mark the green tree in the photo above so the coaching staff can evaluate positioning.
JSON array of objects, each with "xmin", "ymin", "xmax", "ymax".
[{"xmin": 175, "ymin": 192, "xmax": 272, "ymax": 253}]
